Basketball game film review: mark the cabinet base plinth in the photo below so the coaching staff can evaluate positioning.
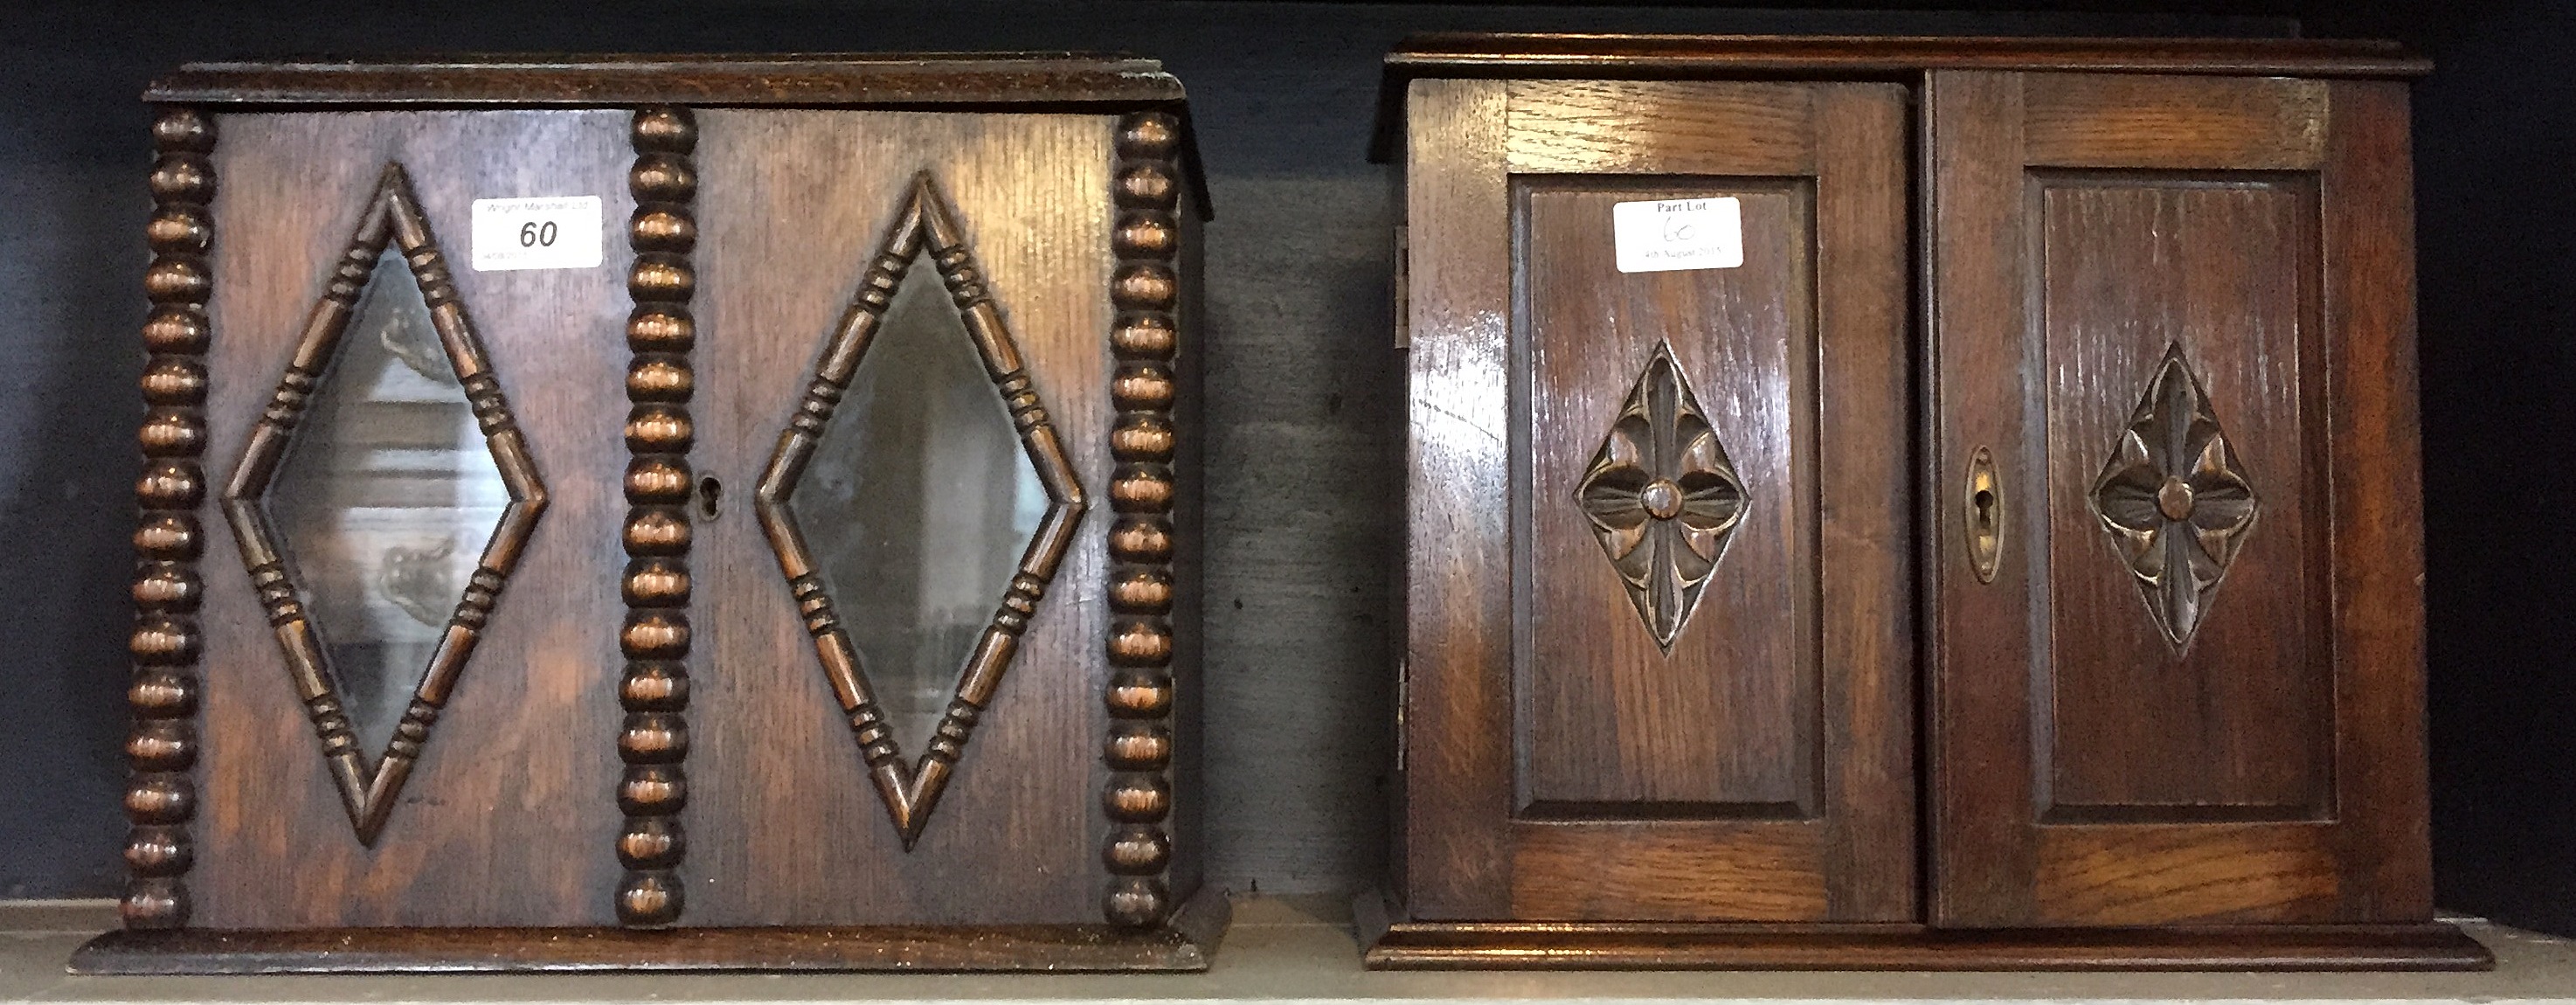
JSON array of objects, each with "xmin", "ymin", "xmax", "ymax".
[
  {"xmin": 1358, "ymin": 894, "xmax": 2490, "ymax": 971},
  {"xmin": 68, "ymin": 886, "xmax": 1228, "ymax": 974}
]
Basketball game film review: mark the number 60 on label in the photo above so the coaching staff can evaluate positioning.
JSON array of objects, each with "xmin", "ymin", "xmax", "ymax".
[{"xmin": 471, "ymin": 196, "xmax": 604, "ymax": 272}]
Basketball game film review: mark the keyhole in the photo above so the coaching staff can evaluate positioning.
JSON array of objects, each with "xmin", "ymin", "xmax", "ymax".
[
  {"xmin": 1972, "ymin": 487, "xmax": 1997, "ymax": 528},
  {"xmin": 698, "ymin": 476, "xmax": 723, "ymax": 521}
]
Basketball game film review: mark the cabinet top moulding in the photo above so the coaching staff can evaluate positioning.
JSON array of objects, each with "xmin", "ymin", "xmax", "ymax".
[
  {"xmin": 1368, "ymin": 33, "xmax": 2428, "ymax": 160},
  {"xmin": 144, "ymin": 53, "xmax": 1211, "ymax": 217},
  {"xmin": 146, "ymin": 52, "xmax": 1186, "ymax": 107}
]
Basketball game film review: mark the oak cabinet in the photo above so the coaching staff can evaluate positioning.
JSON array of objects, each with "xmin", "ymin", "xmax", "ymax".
[
  {"xmin": 1368, "ymin": 35, "xmax": 2487, "ymax": 970},
  {"xmin": 78, "ymin": 56, "xmax": 1217, "ymax": 974}
]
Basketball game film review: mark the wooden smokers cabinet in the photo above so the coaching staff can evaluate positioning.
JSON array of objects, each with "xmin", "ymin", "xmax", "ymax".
[
  {"xmin": 78, "ymin": 56, "xmax": 1217, "ymax": 973},
  {"xmin": 1366, "ymin": 35, "xmax": 2488, "ymax": 970}
]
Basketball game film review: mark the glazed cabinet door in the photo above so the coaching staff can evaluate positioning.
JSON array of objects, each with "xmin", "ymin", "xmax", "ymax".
[
  {"xmin": 1925, "ymin": 71, "xmax": 2430, "ymax": 926},
  {"xmin": 1402, "ymin": 78, "xmax": 1913, "ymax": 922},
  {"xmin": 190, "ymin": 110, "xmax": 633, "ymax": 926},
  {"xmin": 682, "ymin": 109, "xmax": 1123, "ymax": 925}
]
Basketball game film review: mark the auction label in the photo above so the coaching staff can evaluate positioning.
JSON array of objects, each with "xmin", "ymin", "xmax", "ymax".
[
  {"xmin": 471, "ymin": 196, "xmax": 604, "ymax": 272},
  {"xmin": 1612, "ymin": 197, "xmax": 1743, "ymax": 274}
]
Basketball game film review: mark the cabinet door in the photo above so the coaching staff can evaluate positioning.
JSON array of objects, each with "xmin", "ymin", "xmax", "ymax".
[
  {"xmin": 1402, "ymin": 79, "xmax": 1913, "ymax": 922},
  {"xmin": 683, "ymin": 109, "xmax": 1118, "ymax": 925},
  {"xmin": 192, "ymin": 110, "xmax": 632, "ymax": 926},
  {"xmin": 1926, "ymin": 71, "xmax": 2429, "ymax": 925}
]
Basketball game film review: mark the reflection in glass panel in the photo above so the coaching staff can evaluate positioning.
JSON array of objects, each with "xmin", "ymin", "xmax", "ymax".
[
  {"xmin": 267, "ymin": 249, "xmax": 508, "ymax": 762},
  {"xmin": 793, "ymin": 258, "xmax": 1045, "ymax": 756}
]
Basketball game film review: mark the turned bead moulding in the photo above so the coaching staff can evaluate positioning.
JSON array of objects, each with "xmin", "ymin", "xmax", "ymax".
[
  {"xmin": 75, "ymin": 55, "xmax": 1216, "ymax": 974},
  {"xmin": 1368, "ymin": 33, "xmax": 2489, "ymax": 971}
]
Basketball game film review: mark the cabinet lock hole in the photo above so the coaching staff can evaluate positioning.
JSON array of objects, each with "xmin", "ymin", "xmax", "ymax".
[{"xmin": 698, "ymin": 476, "xmax": 723, "ymax": 520}]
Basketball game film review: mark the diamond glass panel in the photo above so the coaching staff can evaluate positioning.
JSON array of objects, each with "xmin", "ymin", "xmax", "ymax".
[
  {"xmin": 791, "ymin": 258, "xmax": 1046, "ymax": 757},
  {"xmin": 265, "ymin": 249, "xmax": 509, "ymax": 762}
]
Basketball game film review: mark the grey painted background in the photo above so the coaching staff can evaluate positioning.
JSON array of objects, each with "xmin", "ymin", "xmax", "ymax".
[{"xmin": 10, "ymin": 0, "xmax": 2548, "ymax": 915}]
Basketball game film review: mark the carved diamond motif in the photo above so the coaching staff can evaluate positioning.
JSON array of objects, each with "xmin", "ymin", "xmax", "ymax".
[
  {"xmin": 753, "ymin": 174, "xmax": 1086, "ymax": 848},
  {"xmin": 2091, "ymin": 345, "xmax": 2259, "ymax": 648},
  {"xmin": 1575, "ymin": 343, "xmax": 1748, "ymax": 649},
  {"xmin": 220, "ymin": 163, "xmax": 548, "ymax": 844}
]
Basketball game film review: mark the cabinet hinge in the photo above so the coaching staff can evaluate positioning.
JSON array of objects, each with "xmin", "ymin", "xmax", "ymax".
[{"xmin": 1391, "ymin": 225, "xmax": 1409, "ymax": 350}]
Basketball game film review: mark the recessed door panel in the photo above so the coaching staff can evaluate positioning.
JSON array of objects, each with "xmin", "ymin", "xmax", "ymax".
[
  {"xmin": 1520, "ymin": 178, "xmax": 1817, "ymax": 820},
  {"xmin": 2036, "ymin": 173, "xmax": 2330, "ymax": 823}
]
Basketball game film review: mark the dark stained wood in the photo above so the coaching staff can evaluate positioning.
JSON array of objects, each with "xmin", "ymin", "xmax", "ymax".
[
  {"xmin": 1104, "ymin": 109, "xmax": 1191, "ymax": 927},
  {"xmin": 1398, "ymin": 76, "xmax": 1513, "ymax": 921},
  {"xmin": 2317, "ymin": 79, "xmax": 2435, "ymax": 924},
  {"xmin": 192, "ymin": 108, "xmax": 632, "ymax": 928},
  {"xmin": 125, "ymin": 107, "xmax": 219, "ymax": 931},
  {"xmin": 1809, "ymin": 81, "xmax": 1916, "ymax": 924},
  {"xmin": 1385, "ymin": 34, "xmax": 2447, "ymax": 968},
  {"xmin": 1926, "ymin": 67, "xmax": 2438, "ymax": 928},
  {"xmin": 1501, "ymin": 80, "xmax": 1812, "ymax": 176},
  {"xmin": 684, "ymin": 107, "xmax": 1114, "ymax": 927},
  {"xmin": 617, "ymin": 105, "xmax": 697, "ymax": 927},
  {"xmin": 2024, "ymin": 73, "xmax": 2328, "ymax": 170},
  {"xmin": 149, "ymin": 54, "xmax": 1185, "ymax": 107},
  {"xmin": 2034, "ymin": 173, "xmax": 2329, "ymax": 823},
  {"xmin": 70, "ymin": 884, "xmax": 1231, "ymax": 974},
  {"xmin": 215, "ymin": 162, "xmax": 552, "ymax": 848},
  {"xmin": 134, "ymin": 58, "xmax": 1217, "ymax": 970},
  {"xmin": 1369, "ymin": 34, "xmax": 2429, "ymax": 162},
  {"xmin": 1397, "ymin": 76, "xmax": 1912, "ymax": 926},
  {"xmin": 1359, "ymin": 915, "xmax": 2490, "ymax": 971},
  {"xmin": 1519, "ymin": 177, "xmax": 1818, "ymax": 821},
  {"xmin": 148, "ymin": 58, "xmax": 1214, "ymax": 222},
  {"xmin": 1923, "ymin": 68, "xmax": 2039, "ymax": 929}
]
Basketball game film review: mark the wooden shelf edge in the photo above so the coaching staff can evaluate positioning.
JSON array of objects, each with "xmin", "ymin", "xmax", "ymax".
[
  {"xmin": 67, "ymin": 886, "xmax": 1230, "ymax": 975},
  {"xmin": 1358, "ymin": 893, "xmax": 2494, "ymax": 972}
]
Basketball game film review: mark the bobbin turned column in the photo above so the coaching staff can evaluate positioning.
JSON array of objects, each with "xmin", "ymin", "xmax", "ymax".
[
  {"xmin": 125, "ymin": 106, "xmax": 217, "ymax": 931},
  {"xmin": 618, "ymin": 104, "xmax": 698, "ymax": 928}
]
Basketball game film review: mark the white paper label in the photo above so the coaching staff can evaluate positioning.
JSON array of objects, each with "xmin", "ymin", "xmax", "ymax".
[
  {"xmin": 471, "ymin": 196, "xmax": 604, "ymax": 272},
  {"xmin": 1612, "ymin": 197, "xmax": 1743, "ymax": 274}
]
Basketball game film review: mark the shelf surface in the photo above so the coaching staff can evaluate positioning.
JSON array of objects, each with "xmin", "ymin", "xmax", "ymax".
[{"xmin": 5, "ymin": 896, "xmax": 2573, "ymax": 1002}]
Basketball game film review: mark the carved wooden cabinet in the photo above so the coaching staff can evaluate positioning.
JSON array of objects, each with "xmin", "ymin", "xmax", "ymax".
[
  {"xmin": 1366, "ymin": 35, "xmax": 2488, "ymax": 969},
  {"xmin": 77, "ymin": 56, "xmax": 1216, "ymax": 973}
]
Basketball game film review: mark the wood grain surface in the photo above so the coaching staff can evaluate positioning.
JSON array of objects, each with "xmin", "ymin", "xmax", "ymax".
[
  {"xmin": 1398, "ymin": 77, "xmax": 1514, "ymax": 922},
  {"xmin": 685, "ymin": 108, "xmax": 1116, "ymax": 926},
  {"xmin": 1400, "ymin": 77, "xmax": 1910, "ymax": 926},
  {"xmin": 1926, "ymin": 68, "xmax": 2434, "ymax": 928},
  {"xmin": 193, "ymin": 109, "xmax": 632, "ymax": 927},
  {"xmin": 2034, "ymin": 172, "xmax": 2330, "ymax": 822}
]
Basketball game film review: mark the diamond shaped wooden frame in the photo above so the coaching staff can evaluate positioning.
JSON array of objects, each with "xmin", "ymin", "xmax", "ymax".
[
  {"xmin": 219, "ymin": 163, "xmax": 549, "ymax": 846},
  {"xmin": 753, "ymin": 173, "xmax": 1089, "ymax": 849}
]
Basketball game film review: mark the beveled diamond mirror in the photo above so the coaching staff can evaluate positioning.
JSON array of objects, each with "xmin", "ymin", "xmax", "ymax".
[
  {"xmin": 791, "ymin": 249, "xmax": 1048, "ymax": 761},
  {"xmin": 753, "ymin": 173, "xmax": 1087, "ymax": 848},
  {"xmin": 267, "ymin": 247, "xmax": 508, "ymax": 761}
]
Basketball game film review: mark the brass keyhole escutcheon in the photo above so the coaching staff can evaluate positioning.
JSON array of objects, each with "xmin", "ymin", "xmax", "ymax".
[{"xmin": 1966, "ymin": 447, "xmax": 2003, "ymax": 584}]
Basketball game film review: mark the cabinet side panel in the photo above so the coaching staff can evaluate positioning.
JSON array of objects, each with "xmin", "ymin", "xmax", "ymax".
[
  {"xmin": 196, "ymin": 109, "xmax": 630, "ymax": 927},
  {"xmin": 2319, "ymin": 80, "xmax": 2433, "ymax": 922}
]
